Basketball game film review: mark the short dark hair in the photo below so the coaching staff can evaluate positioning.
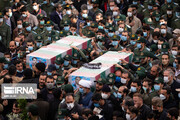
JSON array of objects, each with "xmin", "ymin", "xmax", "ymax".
[
  {"xmin": 70, "ymin": 23, "xmax": 77, "ymax": 29},
  {"xmin": 128, "ymin": 106, "xmax": 139, "ymax": 115},
  {"xmin": 168, "ymin": 108, "xmax": 179, "ymax": 119},
  {"xmin": 142, "ymin": 78, "xmax": 153, "ymax": 87},
  {"xmin": 162, "ymin": 86, "xmax": 171, "ymax": 95},
  {"xmin": 45, "ymin": 75, "xmax": 54, "ymax": 82},
  {"xmin": 132, "ymin": 79, "xmax": 141, "ymax": 87},
  {"xmin": 124, "ymin": 96, "xmax": 134, "ymax": 107},
  {"xmin": 65, "ymin": 93, "xmax": 74, "ymax": 98},
  {"xmin": 152, "ymin": 31, "xmax": 160, "ymax": 38},
  {"xmin": 92, "ymin": 93, "xmax": 102, "ymax": 101},
  {"xmin": 9, "ymin": 65, "xmax": 17, "ymax": 76},
  {"xmin": 20, "ymin": 6, "xmax": 28, "ymax": 13}
]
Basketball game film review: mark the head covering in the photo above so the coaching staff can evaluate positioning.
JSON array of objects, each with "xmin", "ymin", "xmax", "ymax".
[
  {"xmin": 47, "ymin": 64, "xmax": 56, "ymax": 72},
  {"xmin": 102, "ymin": 84, "xmax": 111, "ymax": 92},
  {"xmin": 79, "ymin": 79, "xmax": 92, "ymax": 88},
  {"xmin": 35, "ymin": 63, "xmax": 46, "ymax": 72},
  {"xmin": 27, "ymin": 104, "xmax": 38, "ymax": 116},
  {"xmin": 64, "ymin": 84, "xmax": 74, "ymax": 93}
]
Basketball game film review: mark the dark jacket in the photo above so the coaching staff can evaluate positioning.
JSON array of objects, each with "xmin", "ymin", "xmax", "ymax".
[
  {"xmin": 19, "ymin": 77, "xmax": 38, "ymax": 83},
  {"xmin": 59, "ymin": 102, "xmax": 84, "ymax": 120},
  {"xmin": 50, "ymin": 11, "xmax": 62, "ymax": 30},
  {"xmin": 139, "ymin": 104, "xmax": 152, "ymax": 120}
]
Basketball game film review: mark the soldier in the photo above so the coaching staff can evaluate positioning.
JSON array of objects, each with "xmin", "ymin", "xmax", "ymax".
[
  {"xmin": 0, "ymin": 13, "xmax": 11, "ymax": 48},
  {"xmin": 109, "ymin": 35, "xmax": 123, "ymax": 51},
  {"xmin": 161, "ymin": 0, "xmax": 178, "ymax": 16},
  {"xmin": 55, "ymin": 56, "xmax": 64, "ymax": 76},
  {"xmin": 171, "ymin": 7, "xmax": 180, "ymax": 29},
  {"xmin": 134, "ymin": 37, "xmax": 150, "ymax": 55},
  {"xmin": 31, "ymin": 0, "xmax": 47, "ymax": 17},
  {"xmin": 89, "ymin": 0, "xmax": 103, "ymax": 21},
  {"xmin": 40, "ymin": 0, "xmax": 54, "ymax": 18},
  {"xmin": 34, "ymin": 34, "xmax": 43, "ymax": 50}
]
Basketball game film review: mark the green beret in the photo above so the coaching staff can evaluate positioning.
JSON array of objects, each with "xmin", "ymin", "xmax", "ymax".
[
  {"xmin": 46, "ymin": 20, "xmax": 53, "ymax": 26},
  {"xmin": 23, "ymin": 21, "xmax": 30, "ymax": 27},
  {"xmin": 96, "ymin": 78, "xmax": 106, "ymax": 84},
  {"xmin": 137, "ymin": 37, "xmax": 146, "ymax": 43},
  {"xmin": 154, "ymin": 77, "xmax": 164, "ymax": 84},
  {"xmin": 111, "ymin": 35, "xmax": 120, "ymax": 41},
  {"xmin": 63, "ymin": 54, "xmax": 72, "ymax": 61},
  {"xmin": 37, "ymin": 14, "xmax": 44, "ymax": 20},
  {"xmin": 55, "ymin": 56, "xmax": 64, "ymax": 65}
]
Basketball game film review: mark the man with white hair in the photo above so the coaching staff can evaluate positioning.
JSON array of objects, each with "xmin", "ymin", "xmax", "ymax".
[
  {"xmin": 78, "ymin": 79, "xmax": 93, "ymax": 108},
  {"xmin": 163, "ymin": 68, "xmax": 180, "ymax": 100}
]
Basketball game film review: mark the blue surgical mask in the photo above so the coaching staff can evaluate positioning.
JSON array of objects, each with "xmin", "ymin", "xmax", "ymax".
[
  {"xmin": 47, "ymin": 72, "xmax": 52, "ymax": 76},
  {"xmin": 48, "ymin": 37, "xmax": 51, "ymax": 41},
  {"xmin": 161, "ymin": 29, "xmax": 166, "ymax": 34},
  {"xmin": 46, "ymin": 26, "xmax": 52, "ymax": 31},
  {"xmin": 40, "ymin": 20, "xmax": 45, "ymax": 25},
  {"xmin": 94, "ymin": 103, "xmax": 100, "ymax": 107},
  {"xmin": 98, "ymin": 41, "xmax": 103, "ymax": 46},
  {"xmin": 176, "ymin": 12, "xmax": 180, "ymax": 18},
  {"xmin": 155, "ymin": 17, "xmax": 160, "ymax": 21},
  {"xmin": 167, "ymin": 0, "xmax": 171, "ymax": 3},
  {"xmin": 82, "ymin": 13, "xmax": 88, "ymax": 18},
  {"xmin": 143, "ymin": 32, "xmax": 147, "ymax": 37},
  {"xmin": 112, "ymin": 41, "xmax": 118, "ymax": 46},
  {"xmin": 64, "ymin": 26, "xmax": 69, "ymax": 31},
  {"xmin": 17, "ymin": 70, "xmax": 24, "ymax": 73},
  {"xmin": 26, "ymin": 26, "xmax": 31, "ymax": 32},
  {"xmin": 43, "ymin": 1, "xmax": 48, "ymax": 4},
  {"xmin": 133, "ymin": 1, "xmax": 137, "ymax": 4},
  {"xmin": 36, "ymin": 42, "xmax": 42, "ymax": 47},
  {"xmin": 98, "ymin": 26, "xmax": 104, "ymax": 29},
  {"xmin": 28, "ymin": 46, "xmax": 33, "ymax": 51},
  {"xmin": 130, "ymin": 40, "xmax": 136, "ymax": 45},
  {"xmin": 121, "ymin": 36, "xmax": 127, "ymax": 41},
  {"xmin": 64, "ymin": 60, "xmax": 69, "ymax": 66},
  {"xmin": 66, "ymin": 10, "xmax": 71, "ymax": 15},
  {"xmin": 108, "ymin": 33, "xmax": 114, "ymax": 37},
  {"xmin": 137, "ymin": 43, "xmax": 141, "ymax": 49},
  {"xmin": 3, "ymin": 64, "xmax": 8, "ymax": 69},
  {"xmin": 130, "ymin": 86, "xmax": 137, "ymax": 93},
  {"xmin": 105, "ymin": 29, "xmax": 108, "ymax": 33},
  {"xmin": 148, "ymin": 5, "xmax": 152, "ymax": 10},
  {"xmin": 87, "ymin": 22, "xmax": 91, "ymax": 26},
  {"xmin": 117, "ymin": 93, "xmax": 122, "ymax": 99},
  {"xmin": 178, "ymin": 93, "xmax": 180, "ymax": 99},
  {"xmin": 22, "ymin": 14, "xmax": 27, "ymax": 18},
  {"xmin": 115, "ymin": 76, "xmax": 121, "ymax": 82},
  {"xmin": 55, "ymin": 64, "xmax": 60, "ymax": 69},
  {"xmin": 142, "ymin": 86, "xmax": 147, "ymax": 93},
  {"xmin": 154, "ymin": 85, "xmax": 160, "ymax": 91},
  {"xmin": 173, "ymin": 62, "xmax": 177, "ymax": 68},
  {"xmin": 72, "ymin": 60, "xmax": 78, "ymax": 64},
  {"xmin": 79, "ymin": 87, "xmax": 84, "ymax": 94}
]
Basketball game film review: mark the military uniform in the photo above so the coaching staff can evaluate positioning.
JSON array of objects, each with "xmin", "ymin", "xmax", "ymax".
[
  {"xmin": 109, "ymin": 35, "xmax": 123, "ymax": 51},
  {"xmin": 40, "ymin": 2, "xmax": 54, "ymax": 18},
  {"xmin": 55, "ymin": 56, "xmax": 64, "ymax": 76},
  {"xmin": 161, "ymin": 2, "xmax": 178, "ymax": 16},
  {"xmin": 34, "ymin": 34, "xmax": 44, "ymax": 50}
]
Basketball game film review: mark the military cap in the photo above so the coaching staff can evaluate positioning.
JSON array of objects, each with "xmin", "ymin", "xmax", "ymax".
[
  {"xmin": 0, "ymin": 12, "xmax": 3, "ymax": 18},
  {"xmin": 91, "ymin": 0, "xmax": 99, "ymax": 4},
  {"xmin": 167, "ymin": 5, "xmax": 173, "ymax": 10},
  {"xmin": 37, "ymin": 14, "xmax": 44, "ymax": 20},
  {"xmin": 86, "ymin": 31, "xmax": 95, "ymax": 37},
  {"xmin": 106, "ymin": 77, "xmax": 115, "ymax": 85},
  {"xmin": 137, "ymin": 37, "xmax": 146, "ymax": 43},
  {"xmin": 150, "ymin": 44, "xmax": 158, "ymax": 53},
  {"xmin": 143, "ymin": 17, "xmax": 153, "ymax": 25},
  {"xmin": 35, "ymin": 35, "xmax": 43, "ymax": 41},
  {"xmin": 115, "ymin": 14, "xmax": 126, "ymax": 21},
  {"xmin": 154, "ymin": 77, "xmax": 164, "ymax": 84},
  {"xmin": 55, "ymin": 56, "xmax": 64, "ymax": 65},
  {"xmin": 161, "ymin": 42, "xmax": 169, "ymax": 52},
  {"xmin": 59, "ymin": 31, "xmax": 66, "ymax": 37},
  {"xmin": 66, "ymin": 31, "xmax": 72, "ymax": 36},
  {"xmin": 86, "ymin": 47, "xmax": 92, "ymax": 53},
  {"xmin": 136, "ymin": 66, "xmax": 146, "ymax": 74},
  {"xmin": 97, "ymin": 29, "xmax": 105, "ymax": 34},
  {"xmin": 52, "ymin": 35, "xmax": 60, "ymax": 41},
  {"xmin": 91, "ymin": 22, "xmax": 98, "ymax": 28},
  {"xmin": 65, "ymin": 4, "xmax": 72, "ymax": 9},
  {"xmin": 96, "ymin": 36, "xmax": 105, "ymax": 41},
  {"xmin": 111, "ymin": 35, "xmax": 120, "ymax": 41},
  {"xmin": 72, "ymin": 52, "xmax": 80, "ymax": 60},
  {"xmin": 96, "ymin": 78, "xmax": 106, "ymax": 84},
  {"xmin": 63, "ymin": 54, "xmax": 72, "ymax": 61},
  {"xmin": 56, "ymin": 76, "xmax": 65, "ymax": 84},
  {"xmin": 131, "ymin": 34, "xmax": 138, "ymax": 40},
  {"xmin": 105, "ymin": 23, "xmax": 113, "ymax": 29},
  {"xmin": 57, "ymin": 109, "xmax": 69, "ymax": 119},
  {"xmin": 23, "ymin": 21, "xmax": 30, "ymax": 27},
  {"xmin": 63, "ymin": 20, "xmax": 70, "ymax": 26},
  {"xmin": 108, "ymin": 26, "xmax": 115, "ymax": 32},
  {"xmin": 152, "ymin": 11, "xmax": 160, "ymax": 17},
  {"xmin": 107, "ymin": 73, "xmax": 116, "ymax": 80},
  {"xmin": 0, "ymin": 57, "xmax": 7, "ymax": 63},
  {"xmin": 133, "ymin": 55, "xmax": 141, "ymax": 63},
  {"xmin": 46, "ymin": 20, "xmax": 53, "ymax": 26}
]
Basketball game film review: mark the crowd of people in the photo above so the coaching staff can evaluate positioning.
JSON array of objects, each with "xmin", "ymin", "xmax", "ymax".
[{"xmin": 0, "ymin": 0, "xmax": 180, "ymax": 120}]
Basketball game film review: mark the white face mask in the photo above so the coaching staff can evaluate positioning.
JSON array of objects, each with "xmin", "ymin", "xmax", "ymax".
[
  {"xmin": 126, "ymin": 113, "xmax": 131, "ymax": 120},
  {"xmin": 113, "ymin": 11, "xmax": 118, "ymax": 16},
  {"xmin": 66, "ymin": 10, "xmax": 71, "ymax": 15},
  {"xmin": 158, "ymin": 44, "xmax": 162, "ymax": 49},
  {"xmin": 6, "ymin": 58, "xmax": 10, "ymax": 61},
  {"xmin": 171, "ymin": 50, "xmax": 177, "ymax": 56},
  {"xmin": 87, "ymin": 5, "xmax": 93, "ymax": 10},
  {"xmin": 153, "ymin": 39, "xmax": 158, "ymax": 43},
  {"xmin": 167, "ymin": 11, "xmax": 172, "ymax": 15},
  {"xmin": 16, "ymin": 41, "xmax": 20, "ymax": 47},
  {"xmin": 110, "ymin": 7, "xmax": 114, "ymax": 10},
  {"xmin": 160, "ymin": 94, "xmax": 166, "ymax": 100},
  {"xmin": 122, "ymin": 106, "xmax": 125, "ymax": 111},
  {"xmin": 164, "ymin": 76, "xmax": 169, "ymax": 83},
  {"xmin": 33, "ymin": 5, "xmax": 38, "ymax": 10},
  {"xmin": 127, "ymin": 12, "xmax": 132, "ymax": 17},
  {"xmin": 121, "ymin": 78, "xmax": 127, "ymax": 84},
  {"xmin": 17, "ymin": 24, "xmax": 23, "ymax": 29},
  {"xmin": 0, "ymin": 18, "xmax": 3, "ymax": 23},
  {"xmin": 67, "ymin": 102, "xmax": 74, "ymax": 110},
  {"xmin": 119, "ymin": 27, "xmax": 124, "ymax": 32},
  {"xmin": 101, "ymin": 93, "xmax": 109, "ymax": 99}
]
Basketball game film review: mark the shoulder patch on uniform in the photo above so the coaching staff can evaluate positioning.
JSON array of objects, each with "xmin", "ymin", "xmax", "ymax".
[{"xmin": 33, "ymin": 26, "xmax": 37, "ymax": 30}]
